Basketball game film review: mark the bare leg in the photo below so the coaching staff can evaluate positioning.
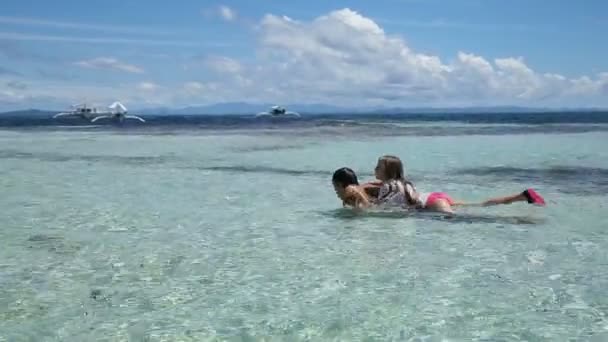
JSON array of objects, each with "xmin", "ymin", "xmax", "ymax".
[
  {"xmin": 481, "ymin": 193, "xmax": 528, "ymax": 206},
  {"xmin": 451, "ymin": 189, "xmax": 544, "ymax": 208}
]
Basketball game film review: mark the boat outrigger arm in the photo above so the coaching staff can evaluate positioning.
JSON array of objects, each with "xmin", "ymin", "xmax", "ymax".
[{"xmin": 90, "ymin": 102, "xmax": 146, "ymax": 123}]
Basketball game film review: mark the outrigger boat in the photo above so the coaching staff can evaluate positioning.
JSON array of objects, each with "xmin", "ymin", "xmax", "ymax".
[{"xmin": 256, "ymin": 105, "xmax": 300, "ymax": 118}]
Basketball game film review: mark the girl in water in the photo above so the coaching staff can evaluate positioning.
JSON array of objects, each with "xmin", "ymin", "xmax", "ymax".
[
  {"xmin": 372, "ymin": 154, "xmax": 545, "ymax": 213},
  {"xmin": 332, "ymin": 167, "xmax": 373, "ymax": 210},
  {"xmin": 334, "ymin": 155, "xmax": 545, "ymax": 214},
  {"xmin": 372, "ymin": 155, "xmax": 421, "ymax": 208},
  {"xmin": 331, "ymin": 156, "xmax": 420, "ymax": 210}
]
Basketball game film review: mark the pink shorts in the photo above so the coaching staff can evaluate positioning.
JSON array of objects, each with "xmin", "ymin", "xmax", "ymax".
[{"xmin": 425, "ymin": 192, "xmax": 454, "ymax": 207}]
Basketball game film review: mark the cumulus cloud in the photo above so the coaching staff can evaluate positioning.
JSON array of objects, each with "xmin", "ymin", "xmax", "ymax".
[
  {"xmin": 237, "ymin": 8, "xmax": 608, "ymax": 106},
  {"xmin": 4, "ymin": 8, "xmax": 608, "ymax": 110},
  {"xmin": 75, "ymin": 57, "xmax": 144, "ymax": 74}
]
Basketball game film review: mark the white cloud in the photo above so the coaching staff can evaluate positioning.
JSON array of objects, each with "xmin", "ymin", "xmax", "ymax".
[
  {"xmin": 240, "ymin": 8, "xmax": 608, "ymax": 106},
  {"xmin": 0, "ymin": 32, "xmax": 200, "ymax": 47},
  {"xmin": 75, "ymin": 57, "xmax": 144, "ymax": 74},
  {"xmin": 178, "ymin": 81, "xmax": 208, "ymax": 99},
  {"xmin": 204, "ymin": 56, "xmax": 242, "ymax": 74},
  {"xmin": 0, "ymin": 16, "xmax": 179, "ymax": 35},
  {"xmin": 0, "ymin": 89, "xmax": 24, "ymax": 101},
  {"xmin": 219, "ymin": 6, "xmax": 237, "ymax": 22},
  {"xmin": 3, "ymin": 8, "xmax": 608, "ymax": 110},
  {"xmin": 184, "ymin": 81, "xmax": 204, "ymax": 92},
  {"xmin": 137, "ymin": 82, "xmax": 160, "ymax": 91}
]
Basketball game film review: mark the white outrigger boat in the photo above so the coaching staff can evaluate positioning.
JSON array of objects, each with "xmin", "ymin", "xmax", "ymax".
[
  {"xmin": 256, "ymin": 105, "xmax": 300, "ymax": 118},
  {"xmin": 91, "ymin": 102, "xmax": 145, "ymax": 123},
  {"xmin": 53, "ymin": 103, "xmax": 99, "ymax": 120},
  {"xmin": 53, "ymin": 101, "xmax": 145, "ymax": 123}
]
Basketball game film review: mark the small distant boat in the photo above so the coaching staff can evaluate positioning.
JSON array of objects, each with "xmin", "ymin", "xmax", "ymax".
[
  {"xmin": 256, "ymin": 105, "xmax": 300, "ymax": 118},
  {"xmin": 53, "ymin": 101, "xmax": 145, "ymax": 123},
  {"xmin": 91, "ymin": 102, "xmax": 145, "ymax": 123}
]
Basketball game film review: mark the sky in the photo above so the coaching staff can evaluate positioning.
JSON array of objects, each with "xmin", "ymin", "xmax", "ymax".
[{"xmin": 0, "ymin": 0, "xmax": 607, "ymax": 111}]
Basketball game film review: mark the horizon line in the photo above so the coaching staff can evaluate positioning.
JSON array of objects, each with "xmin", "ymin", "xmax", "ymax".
[{"xmin": 2, "ymin": 104, "xmax": 608, "ymax": 115}]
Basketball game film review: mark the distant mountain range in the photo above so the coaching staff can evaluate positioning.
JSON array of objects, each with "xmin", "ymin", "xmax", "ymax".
[
  {"xmin": 0, "ymin": 109, "xmax": 57, "ymax": 117},
  {"xmin": 136, "ymin": 102, "xmax": 608, "ymax": 115},
  {"xmin": 136, "ymin": 102, "xmax": 354, "ymax": 115},
  {"xmin": 1, "ymin": 102, "xmax": 607, "ymax": 117}
]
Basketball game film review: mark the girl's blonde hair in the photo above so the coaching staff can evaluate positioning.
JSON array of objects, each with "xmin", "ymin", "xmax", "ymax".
[{"xmin": 377, "ymin": 155, "xmax": 405, "ymax": 180}]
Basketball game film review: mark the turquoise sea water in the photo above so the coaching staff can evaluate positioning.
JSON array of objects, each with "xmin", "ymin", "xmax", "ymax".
[{"xmin": 1, "ymin": 119, "xmax": 608, "ymax": 341}]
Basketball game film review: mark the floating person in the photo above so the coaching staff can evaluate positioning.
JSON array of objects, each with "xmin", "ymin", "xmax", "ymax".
[{"xmin": 332, "ymin": 156, "xmax": 545, "ymax": 214}]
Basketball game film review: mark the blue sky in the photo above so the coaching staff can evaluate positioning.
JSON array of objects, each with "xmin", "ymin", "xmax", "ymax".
[{"xmin": 1, "ymin": 0, "xmax": 607, "ymax": 111}]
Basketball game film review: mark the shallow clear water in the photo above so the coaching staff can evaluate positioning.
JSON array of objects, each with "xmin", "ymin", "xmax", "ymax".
[{"xmin": 1, "ymin": 125, "xmax": 607, "ymax": 341}]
